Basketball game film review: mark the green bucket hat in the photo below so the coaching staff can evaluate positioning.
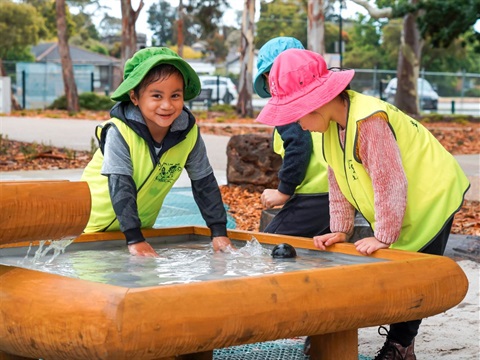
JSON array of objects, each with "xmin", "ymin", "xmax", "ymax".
[{"xmin": 111, "ymin": 47, "xmax": 201, "ymax": 102}]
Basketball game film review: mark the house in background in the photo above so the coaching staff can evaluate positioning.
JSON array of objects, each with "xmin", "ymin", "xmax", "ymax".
[{"xmin": 16, "ymin": 43, "xmax": 121, "ymax": 109}]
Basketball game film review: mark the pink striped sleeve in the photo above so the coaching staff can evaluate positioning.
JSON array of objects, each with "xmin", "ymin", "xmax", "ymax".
[
  {"xmin": 328, "ymin": 166, "xmax": 356, "ymax": 236},
  {"xmin": 358, "ymin": 117, "xmax": 407, "ymax": 244}
]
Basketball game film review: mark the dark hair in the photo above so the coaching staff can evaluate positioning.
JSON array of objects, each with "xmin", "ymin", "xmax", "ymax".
[
  {"xmin": 328, "ymin": 67, "xmax": 351, "ymax": 103},
  {"xmin": 133, "ymin": 64, "xmax": 184, "ymax": 98}
]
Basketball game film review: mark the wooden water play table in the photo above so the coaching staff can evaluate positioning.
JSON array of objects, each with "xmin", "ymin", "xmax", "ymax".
[{"xmin": 0, "ymin": 181, "xmax": 468, "ymax": 360}]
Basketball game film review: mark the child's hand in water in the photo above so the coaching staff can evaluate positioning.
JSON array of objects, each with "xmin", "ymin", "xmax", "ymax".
[
  {"xmin": 212, "ymin": 236, "xmax": 236, "ymax": 252},
  {"xmin": 354, "ymin": 237, "xmax": 390, "ymax": 255},
  {"xmin": 128, "ymin": 241, "xmax": 160, "ymax": 257},
  {"xmin": 313, "ymin": 232, "xmax": 348, "ymax": 250}
]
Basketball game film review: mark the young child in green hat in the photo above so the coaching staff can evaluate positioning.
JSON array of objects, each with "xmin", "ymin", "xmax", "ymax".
[{"xmin": 81, "ymin": 47, "xmax": 233, "ymax": 257}]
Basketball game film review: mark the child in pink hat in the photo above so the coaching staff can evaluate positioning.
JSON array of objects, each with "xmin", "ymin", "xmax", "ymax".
[{"xmin": 256, "ymin": 48, "xmax": 470, "ymax": 359}]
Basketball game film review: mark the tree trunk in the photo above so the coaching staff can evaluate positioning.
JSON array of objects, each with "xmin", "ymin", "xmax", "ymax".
[
  {"xmin": 236, "ymin": 0, "xmax": 255, "ymax": 118},
  {"xmin": 56, "ymin": 0, "xmax": 79, "ymax": 112},
  {"xmin": 121, "ymin": 0, "xmax": 144, "ymax": 69},
  {"xmin": 349, "ymin": 0, "xmax": 423, "ymax": 115},
  {"xmin": 394, "ymin": 2, "xmax": 423, "ymax": 115},
  {"xmin": 177, "ymin": 0, "xmax": 184, "ymax": 57},
  {"xmin": 307, "ymin": 0, "xmax": 326, "ymax": 54}
]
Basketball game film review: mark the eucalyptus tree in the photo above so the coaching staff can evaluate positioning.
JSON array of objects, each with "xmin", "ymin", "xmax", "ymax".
[
  {"xmin": 120, "ymin": 0, "xmax": 144, "ymax": 68},
  {"xmin": 236, "ymin": 0, "xmax": 255, "ymax": 117},
  {"xmin": 350, "ymin": 0, "xmax": 479, "ymax": 114},
  {"xmin": 56, "ymin": 0, "xmax": 79, "ymax": 112}
]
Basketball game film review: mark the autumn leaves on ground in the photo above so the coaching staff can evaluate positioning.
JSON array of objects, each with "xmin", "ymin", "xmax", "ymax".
[{"xmin": 1, "ymin": 110, "xmax": 479, "ymax": 236}]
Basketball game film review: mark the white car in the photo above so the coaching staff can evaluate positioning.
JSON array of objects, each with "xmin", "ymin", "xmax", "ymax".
[
  {"xmin": 383, "ymin": 77, "xmax": 439, "ymax": 110},
  {"xmin": 199, "ymin": 75, "xmax": 238, "ymax": 105}
]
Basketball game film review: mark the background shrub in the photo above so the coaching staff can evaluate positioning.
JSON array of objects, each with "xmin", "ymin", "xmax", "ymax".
[{"xmin": 49, "ymin": 92, "xmax": 115, "ymax": 111}]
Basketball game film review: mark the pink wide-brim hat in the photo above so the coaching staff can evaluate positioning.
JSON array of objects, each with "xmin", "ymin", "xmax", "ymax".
[{"xmin": 255, "ymin": 49, "xmax": 355, "ymax": 126}]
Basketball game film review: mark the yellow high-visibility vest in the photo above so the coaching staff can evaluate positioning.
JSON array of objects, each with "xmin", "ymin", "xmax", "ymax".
[{"xmin": 323, "ymin": 91, "xmax": 469, "ymax": 251}]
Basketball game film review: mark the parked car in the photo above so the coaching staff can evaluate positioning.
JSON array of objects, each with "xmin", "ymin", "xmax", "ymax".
[
  {"xmin": 383, "ymin": 77, "xmax": 439, "ymax": 110},
  {"xmin": 199, "ymin": 75, "xmax": 238, "ymax": 105}
]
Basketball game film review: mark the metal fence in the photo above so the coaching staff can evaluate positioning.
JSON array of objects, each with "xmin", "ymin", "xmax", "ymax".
[
  {"xmin": 350, "ymin": 68, "xmax": 480, "ymax": 115},
  {"xmin": 2, "ymin": 60, "xmax": 120, "ymax": 110},
  {"xmin": 2, "ymin": 60, "xmax": 479, "ymax": 115}
]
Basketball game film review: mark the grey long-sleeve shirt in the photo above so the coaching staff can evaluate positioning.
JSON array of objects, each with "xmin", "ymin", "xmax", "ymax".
[{"xmin": 101, "ymin": 102, "xmax": 227, "ymax": 245}]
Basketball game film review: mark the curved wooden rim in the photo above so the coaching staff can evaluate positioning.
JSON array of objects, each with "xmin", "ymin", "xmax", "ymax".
[{"xmin": 0, "ymin": 181, "xmax": 91, "ymax": 245}]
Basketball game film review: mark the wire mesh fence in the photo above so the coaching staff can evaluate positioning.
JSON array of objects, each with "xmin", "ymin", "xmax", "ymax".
[{"xmin": 2, "ymin": 60, "xmax": 479, "ymax": 115}]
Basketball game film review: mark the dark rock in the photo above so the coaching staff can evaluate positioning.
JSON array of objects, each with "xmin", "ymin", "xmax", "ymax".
[{"xmin": 226, "ymin": 134, "xmax": 282, "ymax": 189}]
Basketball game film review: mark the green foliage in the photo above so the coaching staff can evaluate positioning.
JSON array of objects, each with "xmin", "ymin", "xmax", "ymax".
[
  {"xmin": 343, "ymin": 15, "xmax": 398, "ymax": 70},
  {"xmin": 422, "ymin": 29, "xmax": 480, "ymax": 95},
  {"xmin": 255, "ymin": 0, "xmax": 308, "ymax": 49},
  {"xmin": 98, "ymin": 14, "xmax": 122, "ymax": 38},
  {"xmin": 419, "ymin": 114, "xmax": 475, "ymax": 124},
  {"xmin": 49, "ymin": 92, "xmax": 115, "ymax": 111},
  {"xmin": 210, "ymin": 103, "xmax": 236, "ymax": 115},
  {"xmin": 0, "ymin": 0, "xmax": 47, "ymax": 58},
  {"xmin": 27, "ymin": 0, "xmax": 77, "ymax": 39},
  {"xmin": 185, "ymin": 0, "xmax": 230, "ymax": 40},
  {"xmin": 465, "ymin": 87, "xmax": 480, "ymax": 97},
  {"xmin": 147, "ymin": 0, "xmax": 175, "ymax": 46},
  {"xmin": 379, "ymin": 19, "xmax": 403, "ymax": 69},
  {"xmin": 416, "ymin": 0, "xmax": 480, "ymax": 48},
  {"xmin": 4, "ymin": 47, "xmax": 35, "ymax": 62},
  {"xmin": 72, "ymin": 11, "xmax": 100, "ymax": 41},
  {"xmin": 146, "ymin": 0, "xmax": 231, "ymax": 60},
  {"xmin": 70, "ymin": 36, "xmax": 109, "ymax": 56}
]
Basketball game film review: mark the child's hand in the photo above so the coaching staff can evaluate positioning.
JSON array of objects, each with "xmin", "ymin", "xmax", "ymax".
[
  {"xmin": 261, "ymin": 189, "xmax": 291, "ymax": 209},
  {"xmin": 354, "ymin": 237, "xmax": 390, "ymax": 255},
  {"xmin": 313, "ymin": 232, "xmax": 347, "ymax": 250},
  {"xmin": 212, "ymin": 236, "xmax": 236, "ymax": 252},
  {"xmin": 128, "ymin": 241, "xmax": 160, "ymax": 257}
]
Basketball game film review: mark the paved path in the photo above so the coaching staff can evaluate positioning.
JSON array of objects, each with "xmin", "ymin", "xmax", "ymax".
[{"xmin": 0, "ymin": 116, "xmax": 229, "ymax": 186}]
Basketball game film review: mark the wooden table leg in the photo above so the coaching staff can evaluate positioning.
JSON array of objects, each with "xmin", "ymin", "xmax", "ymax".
[{"xmin": 309, "ymin": 329, "xmax": 358, "ymax": 360}]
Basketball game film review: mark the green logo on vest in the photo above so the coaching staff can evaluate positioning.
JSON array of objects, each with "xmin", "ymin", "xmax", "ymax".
[
  {"xmin": 348, "ymin": 160, "xmax": 358, "ymax": 180},
  {"xmin": 156, "ymin": 163, "xmax": 183, "ymax": 183}
]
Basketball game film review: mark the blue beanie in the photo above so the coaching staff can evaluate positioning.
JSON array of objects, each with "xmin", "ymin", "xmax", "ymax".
[{"xmin": 253, "ymin": 37, "xmax": 305, "ymax": 98}]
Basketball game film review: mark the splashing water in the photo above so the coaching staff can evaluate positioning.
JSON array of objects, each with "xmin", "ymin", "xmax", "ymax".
[
  {"xmin": 0, "ymin": 236, "xmax": 385, "ymax": 288},
  {"xmin": 22, "ymin": 238, "xmax": 75, "ymax": 265}
]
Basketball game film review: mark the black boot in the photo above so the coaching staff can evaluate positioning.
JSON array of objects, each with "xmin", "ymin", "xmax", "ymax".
[{"xmin": 373, "ymin": 326, "xmax": 417, "ymax": 360}]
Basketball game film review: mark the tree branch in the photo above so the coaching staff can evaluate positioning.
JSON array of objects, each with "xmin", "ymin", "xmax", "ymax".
[{"xmin": 349, "ymin": 0, "xmax": 392, "ymax": 19}]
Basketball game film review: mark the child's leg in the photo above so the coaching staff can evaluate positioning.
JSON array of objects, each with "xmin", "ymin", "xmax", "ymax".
[{"xmin": 387, "ymin": 217, "xmax": 454, "ymax": 346}]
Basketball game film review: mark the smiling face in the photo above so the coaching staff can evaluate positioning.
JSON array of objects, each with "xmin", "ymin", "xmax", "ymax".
[{"xmin": 129, "ymin": 65, "xmax": 185, "ymax": 141}]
